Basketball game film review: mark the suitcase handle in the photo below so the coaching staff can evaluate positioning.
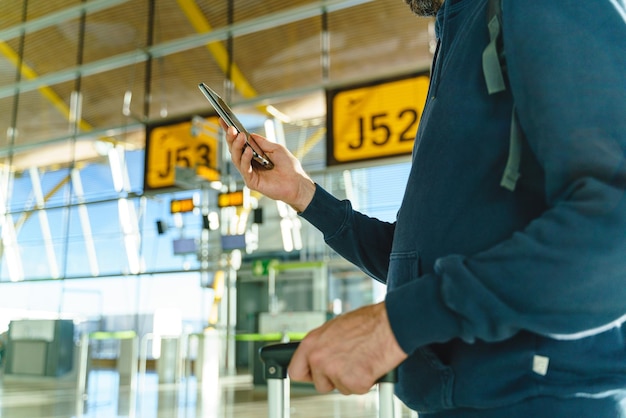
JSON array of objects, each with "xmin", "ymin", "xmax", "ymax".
[{"xmin": 259, "ymin": 341, "xmax": 397, "ymax": 383}]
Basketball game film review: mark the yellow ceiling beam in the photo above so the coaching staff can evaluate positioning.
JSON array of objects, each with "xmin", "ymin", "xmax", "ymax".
[
  {"xmin": 176, "ymin": 1, "xmax": 328, "ymax": 206},
  {"xmin": 13, "ymin": 173, "xmax": 71, "ymax": 232},
  {"xmin": 0, "ymin": 40, "xmax": 92, "ymax": 132},
  {"xmin": 294, "ymin": 126, "xmax": 326, "ymax": 160},
  {"xmin": 0, "ymin": 41, "xmax": 98, "ymax": 235},
  {"xmin": 176, "ymin": 0, "xmax": 258, "ymax": 100},
  {"xmin": 175, "ymin": 0, "xmax": 326, "ymax": 153}
]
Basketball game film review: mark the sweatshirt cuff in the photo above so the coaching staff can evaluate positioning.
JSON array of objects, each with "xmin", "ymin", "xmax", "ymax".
[
  {"xmin": 299, "ymin": 184, "xmax": 350, "ymax": 237},
  {"xmin": 385, "ymin": 274, "xmax": 463, "ymax": 354}
]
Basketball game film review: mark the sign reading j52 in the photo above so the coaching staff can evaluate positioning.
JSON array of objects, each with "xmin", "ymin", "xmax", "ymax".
[
  {"xmin": 144, "ymin": 116, "xmax": 220, "ymax": 192},
  {"xmin": 327, "ymin": 74, "xmax": 430, "ymax": 166}
]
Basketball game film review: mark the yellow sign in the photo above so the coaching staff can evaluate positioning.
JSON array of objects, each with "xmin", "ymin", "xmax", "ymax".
[
  {"xmin": 328, "ymin": 74, "xmax": 430, "ymax": 165},
  {"xmin": 170, "ymin": 198, "xmax": 195, "ymax": 214},
  {"xmin": 145, "ymin": 116, "xmax": 220, "ymax": 191},
  {"xmin": 218, "ymin": 190, "xmax": 245, "ymax": 208}
]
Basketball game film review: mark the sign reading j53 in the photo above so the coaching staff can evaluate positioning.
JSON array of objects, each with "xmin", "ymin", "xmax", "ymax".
[
  {"xmin": 144, "ymin": 116, "xmax": 220, "ymax": 192},
  {"xmin": 327, "ymin": 74, "xmax": 430, "ymax": 166}
]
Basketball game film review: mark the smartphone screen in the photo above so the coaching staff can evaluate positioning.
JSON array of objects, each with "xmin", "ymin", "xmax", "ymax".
[{"xmin": 198, "ymin": 83, "xmax": 274, "ymax": 169}]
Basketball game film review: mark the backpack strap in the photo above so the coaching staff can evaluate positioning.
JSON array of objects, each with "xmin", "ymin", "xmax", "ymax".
[
  {"xmin": 482, "ymin": 0, "xmax": 523, "ymax": 191},
  {"xmin": 500, "ymin": 106, "xmax": 523, "ymax": 190},
  {"xmin": 482, "ymin": 0, "xmax": 506, "ymax": 94}
]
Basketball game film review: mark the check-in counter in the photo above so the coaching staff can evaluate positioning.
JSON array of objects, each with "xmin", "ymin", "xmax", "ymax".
[{"xmin": 4, "ymin": 319, "xmax": 74, "ymax": 377}]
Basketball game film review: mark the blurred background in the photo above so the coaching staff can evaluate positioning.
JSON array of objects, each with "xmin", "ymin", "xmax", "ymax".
[{"xmin": 0, "ymin": 1, "xmax": 434, "ymax": 416}]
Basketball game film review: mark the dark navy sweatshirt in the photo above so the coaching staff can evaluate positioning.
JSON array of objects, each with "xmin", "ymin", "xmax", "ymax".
[{"xmin": 301, "ymin": 0, "xmax": 626, "ymax": 413}]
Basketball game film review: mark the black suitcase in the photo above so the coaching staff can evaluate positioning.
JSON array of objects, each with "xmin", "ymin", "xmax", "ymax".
[{"xmin": 260, "ymin": 341, "xmax": 398, "ymax": 418}]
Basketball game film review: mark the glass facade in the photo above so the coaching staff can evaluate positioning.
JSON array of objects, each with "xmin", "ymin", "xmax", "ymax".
[{"xmin": 0, "ymin": 1, "xmax": 427, "ymax": 359}]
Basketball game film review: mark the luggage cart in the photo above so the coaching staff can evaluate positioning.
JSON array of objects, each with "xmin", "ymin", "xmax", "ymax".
[{"xmin": 260, "ymin": 341, "xmax": 398, "ymax": 418}]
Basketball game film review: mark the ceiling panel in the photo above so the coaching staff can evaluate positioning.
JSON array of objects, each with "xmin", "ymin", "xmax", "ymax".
[{"xmin": 0, "ymin": 0, "xmax": 435, "ymax": 171}]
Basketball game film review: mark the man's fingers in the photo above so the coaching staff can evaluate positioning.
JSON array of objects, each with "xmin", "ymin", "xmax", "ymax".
[
  {"xmin": 225, "ymin": 127, "xmax": 240, "ymax": 149},
  {"xmin": 218, "ymin": 118, "xmax": 229, "ymax": 132},
  {"xmin": 239, "ymin": 142, "xmax": 254, "ymax": 175},
  {"xmin": 310, "ymin": 370, "xmax": 336, "ymax": 393},
  {"xmin": 289, "ymin": 335, "xmax": 338, "ymax": 394},
  {"xmin": 228, "ymin": 132, "xmax": 248, "ymax": 164},
  {"xmin": 226, "ymin": 129, "xmax": 259, "ymax": 178},
  {"xmin": 287, "ymin": 343, "xmax": 311, "ymax": 383}
]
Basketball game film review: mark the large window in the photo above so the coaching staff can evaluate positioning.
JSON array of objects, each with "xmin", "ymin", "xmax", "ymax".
[{"xmin": 0, "ymin": 0, "xmax": 427, "ymax": 338}]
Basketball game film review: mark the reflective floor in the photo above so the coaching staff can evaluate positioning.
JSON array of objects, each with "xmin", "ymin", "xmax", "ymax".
[{"xmin": 0, "ymin": 369, "xmax": 418, "ymax": 418}]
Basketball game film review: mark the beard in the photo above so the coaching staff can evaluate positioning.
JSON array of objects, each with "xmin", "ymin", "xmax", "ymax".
[{"xmin": 403, "ymin": 0, "xmax": 444, "ymax": 16}]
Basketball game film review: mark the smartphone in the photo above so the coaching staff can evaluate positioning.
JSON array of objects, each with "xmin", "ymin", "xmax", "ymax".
[{"xmin": 198, "ymin": 82, "xmax": 274, "ymax": 170}]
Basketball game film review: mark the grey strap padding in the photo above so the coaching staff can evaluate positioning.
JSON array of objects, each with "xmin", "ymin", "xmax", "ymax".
[
  {"xmin": 483, "ymin": 0, "xmax": 522, "ymax": 191},
  {"xmin": 500, "ymin": 106, "xmax": 523, "ymax": 191},
  {"xmin": 482, "ymin": 0, "xmax": 506, "ymax": 94}
]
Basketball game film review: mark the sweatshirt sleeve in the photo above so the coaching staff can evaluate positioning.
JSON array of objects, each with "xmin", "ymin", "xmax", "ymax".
[
  {"xmin": 386, "ymin": 0, "xmax": 626, "ymax": 353},
  {"xmin": 300, "ymin": 184, "xmax": 395, "ymax": 284}
]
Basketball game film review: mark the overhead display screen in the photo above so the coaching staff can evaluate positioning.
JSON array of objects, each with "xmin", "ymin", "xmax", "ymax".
[{"xmin": 144, "ymin": 115, "xmax": 220, "ymax": 192}]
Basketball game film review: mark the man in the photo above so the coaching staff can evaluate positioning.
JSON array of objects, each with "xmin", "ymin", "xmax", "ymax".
[{"xmin": 223, "ymin": 0, "xmax": 626, "ymax": 416}]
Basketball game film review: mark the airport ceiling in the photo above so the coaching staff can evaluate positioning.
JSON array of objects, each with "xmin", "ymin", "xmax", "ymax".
[{"xmin": 0, "ymin": 0, "xmax": 435, "ymax": 172}]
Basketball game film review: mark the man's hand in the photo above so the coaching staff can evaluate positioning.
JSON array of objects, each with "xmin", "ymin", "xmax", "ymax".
[
  {"xmin": 288, "ymin": 302, "xmax": 408, "ymax": 395},
  {"xmin": 222, "ymin": 123, "xmax": 315, "ymax": 212}
]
